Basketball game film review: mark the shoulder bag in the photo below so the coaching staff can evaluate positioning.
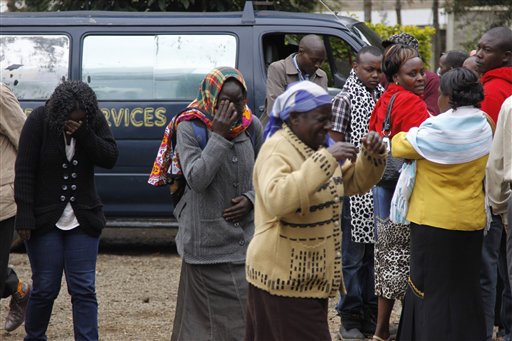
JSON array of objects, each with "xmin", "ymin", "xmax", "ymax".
[{"xmin": 377, "ymin": 93, "xmax": 404, "ymax": 189}]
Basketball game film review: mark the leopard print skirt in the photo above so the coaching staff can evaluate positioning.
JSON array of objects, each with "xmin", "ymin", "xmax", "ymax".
[{"xmin": 373, "ymin": 186, "xmax": 410, "ymax": 300}]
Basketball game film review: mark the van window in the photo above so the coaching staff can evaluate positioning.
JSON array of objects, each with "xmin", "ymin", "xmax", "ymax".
[
  {"xmin": 0, "ymin": 34, "xmax": 70, "ymax": 100},
  {"xmin": 262, "ymin": 33, "xmax": 355, "ymax": 93},
  {"xmin": 82, "ymin": 34, "xmax": 237, "ymax": 101}
]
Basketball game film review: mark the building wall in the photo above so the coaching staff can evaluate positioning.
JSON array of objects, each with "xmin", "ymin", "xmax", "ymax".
[{"xmin": 449, "ymin": 7, "xmax": 511, "ymax": 51}]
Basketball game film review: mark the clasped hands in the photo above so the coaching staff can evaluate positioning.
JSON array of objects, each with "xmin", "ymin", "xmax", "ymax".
[{"xmin": 327, "ymin": 131, "xmax": 386, "ymax": 162}]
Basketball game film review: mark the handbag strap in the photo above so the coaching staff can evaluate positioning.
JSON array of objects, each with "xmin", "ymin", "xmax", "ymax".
[
  {"xmin": 382, "ymin": 93, "xmax": 399, "ymax": 136},
  {"xmin": 483, "ymin": 112, "xmax": 496, "ymax": 136}
]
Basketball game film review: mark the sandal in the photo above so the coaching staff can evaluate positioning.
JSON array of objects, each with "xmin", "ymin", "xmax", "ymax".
[{"xmin": 372, "ymin": 335, "xmax": 391, "ymax": 341}]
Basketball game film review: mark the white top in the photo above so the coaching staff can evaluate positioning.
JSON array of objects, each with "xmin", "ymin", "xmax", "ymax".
[{"xmin": 56, "ymin": 135, "xmax": 79, "ymax": 231}]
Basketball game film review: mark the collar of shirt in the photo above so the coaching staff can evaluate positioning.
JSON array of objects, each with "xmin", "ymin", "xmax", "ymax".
[{"xmin": 292, "ymin": 54, "xmax": 309, "ymax": 81}]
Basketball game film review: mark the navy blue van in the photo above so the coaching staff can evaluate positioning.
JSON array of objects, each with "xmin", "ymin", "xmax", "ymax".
[{"xmin": 0, "ymin": 2, "xmax": 379, "ymax": 227}]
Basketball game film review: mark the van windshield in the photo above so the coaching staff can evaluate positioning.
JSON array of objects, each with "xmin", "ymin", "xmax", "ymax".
[{"xmin": 82, "ymin": 34, "xmax": 237, "ymax": 101}]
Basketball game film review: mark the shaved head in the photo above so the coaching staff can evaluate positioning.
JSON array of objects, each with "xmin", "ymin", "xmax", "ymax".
[
  {"xmin": 484, "ymin": 26, "xmax": 512, "ymax": 52},
  {"xmin": 296, "ymin": 34, "xmax": 326, "ymax": 77},
  {"xmin": 299, "ymin": 34, "xmax": 325, "ymax": 52},
  {"xmin": 475, "ymin": 26, "xmax": 512, "ymax": 73}
]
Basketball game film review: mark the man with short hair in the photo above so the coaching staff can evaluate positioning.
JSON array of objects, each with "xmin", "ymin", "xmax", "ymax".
[
  {"xmin": 476, "ymin": 26, "xmax": 512, "ymax": 341},
  {"xmin": 0, "ymin": 83, "xmax": 31, "ymax": 332},
  {"xmin": 476, "ymin": 26, "xmax": 512, "ymax": 124},
  {"xmin": 331, "ymin": 45, "xmax": 384, "ymax": 340},
  {"xmin": 263, "ymin": 34, "xmax": 328, "ymax": 125},
  {"xmin": 438, "ymin": 50, "xmax": 468, "ymax": 76},
  {"xmin": 463, "ymin": 55, "xmax": 480, "ymax": 76}
]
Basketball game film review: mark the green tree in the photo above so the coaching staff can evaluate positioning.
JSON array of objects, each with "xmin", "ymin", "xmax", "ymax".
[
  {"xmin": 13, "ymin": 0, "xmax": 315, "ymax": 12},
  {"xmin": 444, "ymin": 0, "xmax": 511, "ymax": 52},
  {"xmin": 368, "ymin": 23, "xmax": 437, "ymax": 68},
  {"xmin": 445, "ymin": 0, "xmax": 512, "ymax": 25}
]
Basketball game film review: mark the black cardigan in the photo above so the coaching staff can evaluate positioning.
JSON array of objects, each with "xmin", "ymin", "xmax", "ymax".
[{"xmin": 14, "ymin": 106, "xmax": 119, "ymax": 237}]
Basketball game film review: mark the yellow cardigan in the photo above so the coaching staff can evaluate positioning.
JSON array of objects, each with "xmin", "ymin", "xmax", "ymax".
[
  {"xmin": 392, "ymin": 132, "xmax": 488, "ymax": 231},
  {"xmin": 246, "ymin": 125, "xmax": 385, "ymax": 299}
]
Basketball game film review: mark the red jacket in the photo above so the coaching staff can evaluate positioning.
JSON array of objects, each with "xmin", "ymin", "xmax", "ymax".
[
  {"xmin": 369, "ymin": 83, "xmax": 429, "ymax": 138},
  {"xmin": 480, "ymin": 66, "xmax": 512, "ymax": 124},
  {"xmin": 380, "ymin": 70, "xmax": 440, "ymax": 116}
]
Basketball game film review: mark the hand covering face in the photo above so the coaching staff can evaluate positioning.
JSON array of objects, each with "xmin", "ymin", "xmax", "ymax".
[{"xmin": 148, "ymin": 66, "xmax": 253, "ymax": 186}]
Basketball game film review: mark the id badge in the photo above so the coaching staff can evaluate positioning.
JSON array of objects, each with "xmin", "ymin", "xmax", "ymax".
[{"xmin": 383, "ymin": 136, "xmax": 391, "ymax": 153}]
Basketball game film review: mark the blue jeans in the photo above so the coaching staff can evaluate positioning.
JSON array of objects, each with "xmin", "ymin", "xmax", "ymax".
[
  {"xmin": 24, "ymin": 227, "xmax": 99, "ymax": 341},
  {"xmin": 336, "ymin": 197, "xmax": 377, "ymax": 331},
  {"xmin": 481, "ymin": 214, "xmax": 512, "ymax": 341}
]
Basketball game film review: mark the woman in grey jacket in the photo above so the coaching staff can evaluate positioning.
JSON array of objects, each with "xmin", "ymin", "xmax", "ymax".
[{"xmin": 164, "ymin": 67, "xmax": 264, "ymax": 341}]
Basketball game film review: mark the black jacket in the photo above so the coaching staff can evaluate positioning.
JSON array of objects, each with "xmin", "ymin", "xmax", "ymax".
[{"xmin": 15, "ymin": 106, "xmax": 118, "ymax": 237}]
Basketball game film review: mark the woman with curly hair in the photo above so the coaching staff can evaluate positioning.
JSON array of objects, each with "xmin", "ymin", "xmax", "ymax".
[
  {"xmin": 393, "ymin": 67, "xmax": 491, "ymax": 340},
  {"xmin": 15, "ymin": 80, "xmax": 118, "ymax": 341}
]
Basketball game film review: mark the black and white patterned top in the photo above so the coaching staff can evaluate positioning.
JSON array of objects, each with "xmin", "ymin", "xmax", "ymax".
[{"xmin": 331, "ymin": 69, "xmax": 384, "ymax": 243}]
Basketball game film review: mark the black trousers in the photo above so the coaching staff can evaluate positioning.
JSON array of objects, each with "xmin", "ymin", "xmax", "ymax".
[{"xmin": 0, "ymin": 216, "xmax": 20, "ymax": 298}]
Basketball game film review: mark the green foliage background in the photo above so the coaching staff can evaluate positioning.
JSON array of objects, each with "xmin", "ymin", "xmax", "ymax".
[
  {"xmin": 367, "ymin": 23, "xmax": 437, "ymax": 68},
  {"xmin": 12, "ymin": 0, "xmax": 315, "ymax": 12},
  {"xmin": 445, "ymin": 0, "xmax": 512, "ymax": 26}
]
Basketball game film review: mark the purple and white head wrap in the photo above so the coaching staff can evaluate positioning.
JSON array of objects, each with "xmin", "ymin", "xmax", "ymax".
[{"xmin": 264, "ymin": 81, "xmax": 332, "ymax": 139}]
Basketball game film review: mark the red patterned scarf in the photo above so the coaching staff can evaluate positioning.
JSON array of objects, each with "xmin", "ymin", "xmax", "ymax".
[{"xmin": 148, "ymin": 67, "xmax": 252, "ymax": 186}]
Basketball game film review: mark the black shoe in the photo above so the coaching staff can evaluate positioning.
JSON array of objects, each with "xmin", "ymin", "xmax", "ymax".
[{"xmin": 338, "ymin": 326, "xmax": 366, "ymax": 341}]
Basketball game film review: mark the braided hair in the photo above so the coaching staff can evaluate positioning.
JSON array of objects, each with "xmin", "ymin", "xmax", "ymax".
[{"xmin": 440, "ymin": 67, "xmax": 484, "ymax": 109}]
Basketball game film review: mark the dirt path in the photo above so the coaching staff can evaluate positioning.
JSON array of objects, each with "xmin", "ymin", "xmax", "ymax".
[{"xmin": 1, "ymin": 228, "xmax": 400, "ymax": 340}]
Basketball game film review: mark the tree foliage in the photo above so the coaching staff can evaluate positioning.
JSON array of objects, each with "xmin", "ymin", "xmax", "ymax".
[
  {"xmin": 12, "ymin": 0, "xmax": 315, "ymax": 12},
  {"xmin": 367, "ymin": 23, "xmax": 437, "ymax": 68},
  {"xmin": 445, "ymin": 0, "xmax": 512, "ymax": 26},
  {"xmin": 444, "ymin": 0, "xmax": 511, "ymax": 51}
]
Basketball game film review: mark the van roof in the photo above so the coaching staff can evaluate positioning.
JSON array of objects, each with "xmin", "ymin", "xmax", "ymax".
[{"xmin": 0, "ymin": 9, "xmax": 354, "ymax": 35}]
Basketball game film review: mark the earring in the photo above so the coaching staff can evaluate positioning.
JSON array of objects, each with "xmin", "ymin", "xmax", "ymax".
[{"xmin": 395, "ymin": 81, "xmax": 399, "ymax": 85}]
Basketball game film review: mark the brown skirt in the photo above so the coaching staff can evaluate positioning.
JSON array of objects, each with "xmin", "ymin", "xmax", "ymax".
[{"xmin": 244, "ymin": 284, "xmax": 331, "ymax": 341}]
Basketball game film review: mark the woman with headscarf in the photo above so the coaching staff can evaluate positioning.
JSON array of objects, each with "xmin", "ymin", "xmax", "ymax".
[
  {"xmin": 150, "ymin": 67, "xmax": 264, "ymax": 341},
  {"xmin": 394, "ymin": 67, "xmax": 491, "ymax": 340},
  {"xmin": 244, "ymin": 81, "xmax": 386, "ymax": 341},
  {"xmin": 368, "ymin": 44, "xmax": 430, "ymax": 341}
]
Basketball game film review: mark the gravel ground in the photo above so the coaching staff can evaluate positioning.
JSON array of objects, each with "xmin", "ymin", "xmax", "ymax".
[{"xmin": 1, "ymin": 228, "xmax": 400, "ymax": 341}]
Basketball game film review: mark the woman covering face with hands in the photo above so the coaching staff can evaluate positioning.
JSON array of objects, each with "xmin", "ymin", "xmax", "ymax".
[
  {"xmin": 245, "ymin": 81, "xmax": 386, "ymax": 341},
  {"xmin": 152, "ymin": 67, "xmax": 265, "ymax": 341},
  {"xmin": 14, "ymin": 80, "xmax": 118, "ymax": 340}
]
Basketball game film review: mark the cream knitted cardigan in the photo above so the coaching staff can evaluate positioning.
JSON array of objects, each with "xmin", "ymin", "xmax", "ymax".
[
  {"xmin": 246, "ymin": 125, "xmax": 386, "ymax": 299},
  {"xmin": 487, "ymin": 96, "xmax": 512, "ymax": 225}
]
